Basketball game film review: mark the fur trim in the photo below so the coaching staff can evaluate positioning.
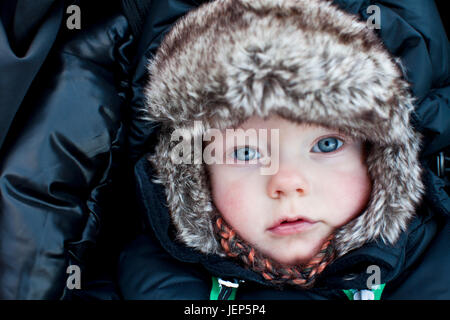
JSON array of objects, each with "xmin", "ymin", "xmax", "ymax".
[{"xmin": 143, "ymin": 0, "xmax": 424, "ymax": 258}]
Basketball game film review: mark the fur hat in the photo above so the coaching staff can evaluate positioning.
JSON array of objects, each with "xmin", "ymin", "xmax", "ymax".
[{"xmin": 143, "ymin": 0, "xmax": 424, "ymax": 262}]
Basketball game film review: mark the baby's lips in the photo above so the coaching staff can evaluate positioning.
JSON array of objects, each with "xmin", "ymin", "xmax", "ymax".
[
  {"xmin": 270, "ymin": 215, "xmax": 314, "ymax": 227},
  {"xmin": 267, "ymin": 218, "xmax": 317, "ymax": 236},
  {"xmin": 267, "ymin": 215, "xmax": 317, "ymax": 234}
]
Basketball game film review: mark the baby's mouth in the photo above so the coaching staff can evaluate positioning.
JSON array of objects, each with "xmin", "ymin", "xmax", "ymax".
[{"xmin": 268, "ymin": 216, "xmax": 317, "ymax": 236}]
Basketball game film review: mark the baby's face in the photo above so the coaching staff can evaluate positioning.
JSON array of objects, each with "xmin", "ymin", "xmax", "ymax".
[{"xmin": 208, "ymin": 115, "xmax": 371, "ymax": 265}]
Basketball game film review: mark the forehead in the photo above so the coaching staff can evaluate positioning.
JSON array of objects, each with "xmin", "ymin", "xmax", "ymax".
[{"xmin": 235, "ymin": 115, "xmax": 340, "ymax": 136}]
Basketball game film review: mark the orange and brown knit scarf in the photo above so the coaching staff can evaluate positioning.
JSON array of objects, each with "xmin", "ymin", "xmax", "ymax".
[{"xmin": 214, "ymin": 216, "xmax": 336, "ymax": 288}]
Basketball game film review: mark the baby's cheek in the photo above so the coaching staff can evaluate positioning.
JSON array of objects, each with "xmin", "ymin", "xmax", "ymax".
[
  {"xmin": 213, "ymin": 179, "xmax": 254, "ymax": 225},
  {"xmin": 326, "ymin": 170, "xmax": 371, "ymax": 226},
  {"xmin": 219, "ymin": 185, "xmax": 245, "ymax": 215}
]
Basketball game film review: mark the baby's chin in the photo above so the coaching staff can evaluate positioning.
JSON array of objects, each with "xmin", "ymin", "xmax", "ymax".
[
  {"xmin": 272, "ymin": 252, "xmax": 317, "ymax": 267},
  {"xmin": 265, "ymin": 237, "xmax": 332, "ymax": 267}
]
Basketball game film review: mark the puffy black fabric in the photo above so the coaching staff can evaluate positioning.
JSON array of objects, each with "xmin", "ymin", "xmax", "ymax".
[
  {"xmin": 0, "ymin": 0, "xmax": 63, "ymax": 152},
  {"xmin": 0, "ymin": 0, "xmax": 135, "ymax": 299},
  {"xmin": 118, "ymin": 0, "xmax": 450, "ymax": 300}
]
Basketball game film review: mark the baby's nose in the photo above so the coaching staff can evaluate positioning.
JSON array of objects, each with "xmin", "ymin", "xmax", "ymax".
[{"xmin": 267, "ymin": 166, "xmax": 309, "ymax": 199}]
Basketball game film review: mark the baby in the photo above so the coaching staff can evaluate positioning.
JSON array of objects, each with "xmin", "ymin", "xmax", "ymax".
[
  {"xmin": 207, "ymin": 115, "xmax": 371, "ymax": 267},
  {"xmin": 142, "ymin": 0, "xmax": 424, "ymax": 293}
]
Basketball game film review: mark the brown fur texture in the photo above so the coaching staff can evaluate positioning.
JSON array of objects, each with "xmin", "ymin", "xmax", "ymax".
[{"xmin": 143, "ymin": 0, "xmax": 424, "ymax": 261}]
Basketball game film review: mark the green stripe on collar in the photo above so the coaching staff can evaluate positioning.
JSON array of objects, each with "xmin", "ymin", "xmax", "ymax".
[
  {"xmin": 210, "ymin": 277, "xmax": 239, "ymax": 300},
  {"xmin": 343, "ymin": 283, "xmax": 386, "ymax": 300}
]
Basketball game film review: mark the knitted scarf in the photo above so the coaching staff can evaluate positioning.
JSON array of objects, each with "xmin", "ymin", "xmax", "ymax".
[{"xmin": 214, "ymin": 216, "xmax": 336, "ymax": 288}]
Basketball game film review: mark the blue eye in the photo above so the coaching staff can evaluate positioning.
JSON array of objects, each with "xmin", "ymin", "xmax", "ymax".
[
  {"xmin": 311, "ymin": 137, "xmax": 344, "ymax": 153},
  {"xmin": 233, "ymin": 147, "xmax": 261, "ymax": 161}
]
